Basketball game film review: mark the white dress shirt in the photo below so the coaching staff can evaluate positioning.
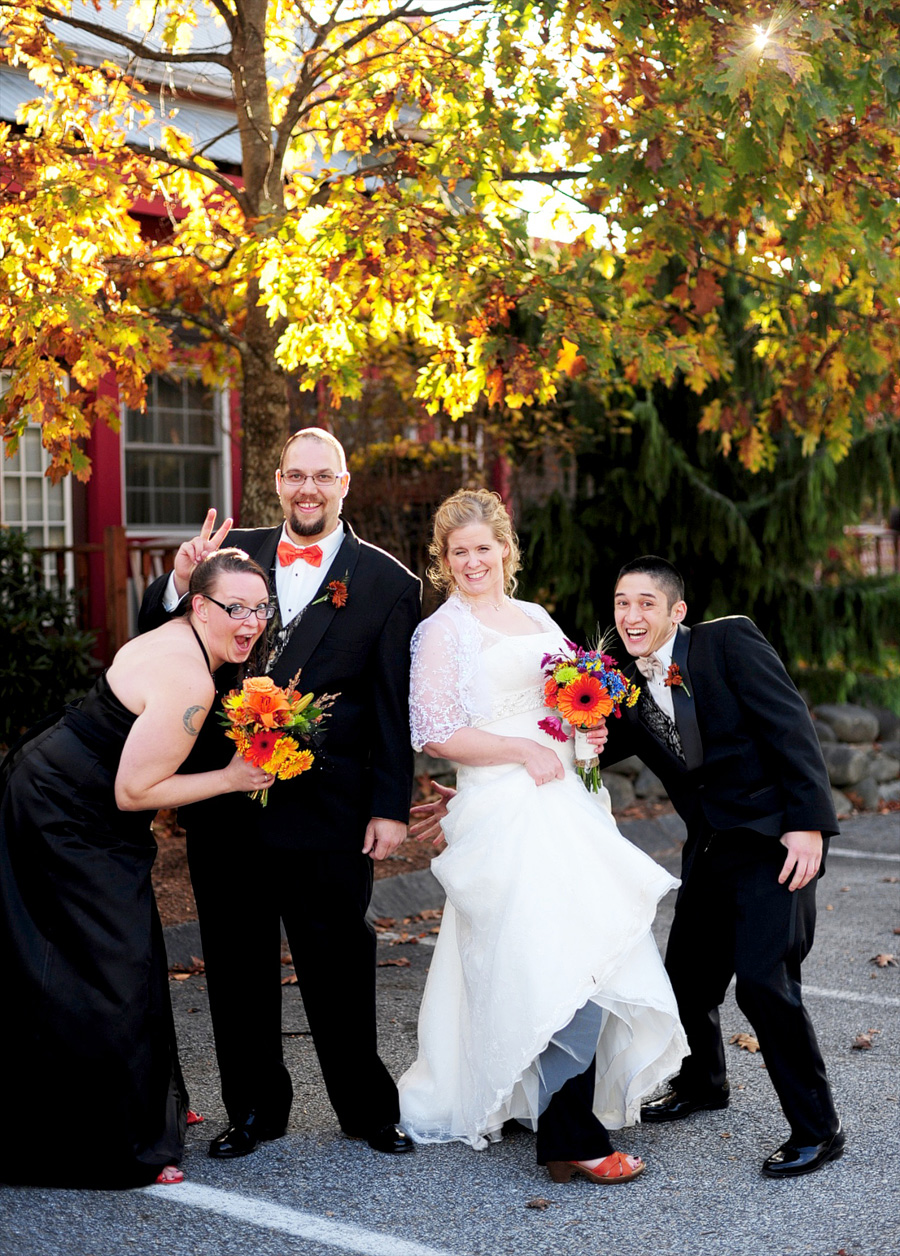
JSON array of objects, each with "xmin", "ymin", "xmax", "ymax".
[
  {"xmin": 645, "ymin": 630, "xmax": 677, "ymax": 721},
  {"xmin": 275, "ymin": 522, "xmax": 344, "ymax": 625}
]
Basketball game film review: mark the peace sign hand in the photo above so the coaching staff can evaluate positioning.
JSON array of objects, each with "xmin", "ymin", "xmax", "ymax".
[{"xmin": 172, "ymin": 508, "xmax": 234, "ymax": 597}]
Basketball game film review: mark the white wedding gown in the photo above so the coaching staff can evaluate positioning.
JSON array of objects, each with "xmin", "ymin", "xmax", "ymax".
[{"xmin": 398, "ymin": 597, "xmax": 688, "ymax": 1150}]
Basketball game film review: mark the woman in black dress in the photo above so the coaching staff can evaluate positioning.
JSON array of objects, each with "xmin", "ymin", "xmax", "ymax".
[{"xmin": 0, "ymin": 548, "xmax": 274, "ymax": 1189}]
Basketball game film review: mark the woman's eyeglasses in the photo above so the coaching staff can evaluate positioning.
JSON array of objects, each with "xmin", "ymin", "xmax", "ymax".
[{"xmin": 204, "ymin": 595, "xmax": 276, "ymax": 621}]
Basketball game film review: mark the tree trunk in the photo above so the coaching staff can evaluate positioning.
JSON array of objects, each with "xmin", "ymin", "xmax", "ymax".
[{"xmin": 238, "ymin": 286, "xmax": 290, "ymax": 527}]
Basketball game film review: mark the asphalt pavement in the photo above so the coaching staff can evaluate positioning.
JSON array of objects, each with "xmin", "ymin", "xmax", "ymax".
[{"xmin": 1, "ymin": 812, "xmax": 898, "ymax": 1256}]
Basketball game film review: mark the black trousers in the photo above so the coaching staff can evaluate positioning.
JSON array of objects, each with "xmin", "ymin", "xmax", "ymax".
[
  {"xmin": 535, "ymin": 1056, "xmax": 613, "ymax": 1164},
  {"xmin": 665, "ymin": 828, "xmax": 839, "ymax": 1144},
  {"xmin": 187, "ymin": 834, "xmax": 399, "ymax": 1136}
]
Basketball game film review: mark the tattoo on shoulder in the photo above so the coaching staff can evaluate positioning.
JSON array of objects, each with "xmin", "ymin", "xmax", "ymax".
[{"xmin": 182, "ymin": 705, "xmax": 205, "ymax": 736}]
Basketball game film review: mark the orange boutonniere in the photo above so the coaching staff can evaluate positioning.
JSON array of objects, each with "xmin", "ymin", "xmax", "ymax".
[
  {"xmin": 664, "ymin": 663, "xmax": 691, "ymax": 697},
  {"xmin": 312, "ymin": 571, "xmax": 349, "ymax": 609}
]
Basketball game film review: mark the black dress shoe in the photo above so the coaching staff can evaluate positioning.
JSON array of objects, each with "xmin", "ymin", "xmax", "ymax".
[
  {"xmin": 208, "ymin": 1111, "xmax": 288, "ymax": 1159},
  {"xmin": 360, "ymin": 1124, "xmax": 415, "ymax": 1154},
  {"xmin": 641, "ymin": 1085, "xmax": 730, "ymax": 1123},
  {"xmin": 761, "ymin": 1125, "xmax": 845, "ymax": 1178}
]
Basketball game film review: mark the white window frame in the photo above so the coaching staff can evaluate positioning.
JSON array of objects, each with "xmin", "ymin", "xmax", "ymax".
[
  {"xmin": 0, "ymin": 374, "xmax": 75, "ymax": 590},
  {"xmin": 120, "ymin": 372, "xmax": 233, "ymax": 539}
]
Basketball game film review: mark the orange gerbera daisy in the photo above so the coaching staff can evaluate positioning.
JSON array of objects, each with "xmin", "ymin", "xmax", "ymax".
[
  {"xmin": 246, "ymin": 728, "xmax": 280, "ymax": 767},
  {"xmin": 556, "ymin": 675, "xmax": 614, "ymax": 728}
]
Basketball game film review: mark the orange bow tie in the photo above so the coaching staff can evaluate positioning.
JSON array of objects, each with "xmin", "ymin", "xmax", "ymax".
[{"xmin": 277, "ymin": 541, "xmax": 323, "ymax": 568}]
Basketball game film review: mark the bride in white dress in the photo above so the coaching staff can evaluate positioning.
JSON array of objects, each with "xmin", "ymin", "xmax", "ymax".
[{"xmin": 398, "ymin": 489, "xmax": 688, "ymax": 1184}]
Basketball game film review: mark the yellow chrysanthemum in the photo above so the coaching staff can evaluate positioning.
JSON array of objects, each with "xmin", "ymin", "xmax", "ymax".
[
  {"xmin": 266, "ymin": 736, "xmax": 299, "ymax": 771},
  {"xmin": 277, "ymin": 749, "xmax": 315, "ymax": 780}
]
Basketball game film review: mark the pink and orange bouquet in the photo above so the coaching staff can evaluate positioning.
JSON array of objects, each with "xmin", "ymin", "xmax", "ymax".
[
  {"xmin": 220, "ymin": 672, "xmax": 335, "ymax": 805},
  {"xmin": 538, "ymin": 640, "xmax": 640, "ymax": 791}
]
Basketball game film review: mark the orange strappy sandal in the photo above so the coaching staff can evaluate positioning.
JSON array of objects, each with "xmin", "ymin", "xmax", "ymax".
[{"xmin": 547, "ymin": 1151, "xmax": 645, "ymax": 1184}]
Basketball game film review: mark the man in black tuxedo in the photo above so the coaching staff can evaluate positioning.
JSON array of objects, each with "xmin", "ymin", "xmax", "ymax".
[
  {"xmin": 594, "ymin": 555, "xmax": 843, "ymax": 1178},
  {"xmin": 139, "ymin": 427, "xmax": 421, "ymax": 1157}
]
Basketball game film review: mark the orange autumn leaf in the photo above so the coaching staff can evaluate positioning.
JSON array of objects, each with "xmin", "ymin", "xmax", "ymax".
[
  {"xmin": 487, "ymin": 368, "xmax": 505, "ymax": 409},
  {"xmin": 556, "ymin": 336, "xmax": 584, "ymax": 377},
  {"xmin": 729, "ymin": 1032, "xmax": 760, "ymax": 1053}
]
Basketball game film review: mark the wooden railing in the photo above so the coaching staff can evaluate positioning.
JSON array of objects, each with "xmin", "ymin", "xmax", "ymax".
[{"xmin": 34, "ymin": 526, "xmax": 180, "ymax": 663}]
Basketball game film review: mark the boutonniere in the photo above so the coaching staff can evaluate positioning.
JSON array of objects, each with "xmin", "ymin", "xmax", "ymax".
[
  {"xmin": 664, "ymin": 663, "xmax": 690, "ymax": 697},
  {"xmin": 312, "ymin": 571, "xmax": 349, "ymax": 609}
]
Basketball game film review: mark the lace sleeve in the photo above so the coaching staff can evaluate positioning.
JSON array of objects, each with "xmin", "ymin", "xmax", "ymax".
[{"xmin": 409, "ymin": 613, "xmax": 471, "ymax": 751}]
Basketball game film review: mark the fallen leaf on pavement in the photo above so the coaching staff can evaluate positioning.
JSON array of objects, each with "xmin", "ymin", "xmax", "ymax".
[
  {"xmin": 377, "ymin": 957, "xmax": 411, "ymax": 967},
  {"xmin": 525, "ymin": 1198, "xmax": 553, "ymax": 1211},
  {"xmin": 729, "ymin": 1032, "xmax": 760, "ymax": 1053},
  {"xmin": 870, "ymin": 953, "xmax": 898, "ymax": 967},
  {"xmin": 852, "ymin": 1033, "xmax": 873, "ymax": 1050},
  {"xmin": 373, "ymin": 917, "xmax": 396, "ymax": 930},
  {"xmin": 169, "ymin": 955, "xmax": 205, "ymax": 978},
  {"xmin": 882, "ymin": 876, "xmax": 899, "ymax": 884},
  {"xmin": 281, "ymin": 974, "xmax": 298, "ymax": 985}
]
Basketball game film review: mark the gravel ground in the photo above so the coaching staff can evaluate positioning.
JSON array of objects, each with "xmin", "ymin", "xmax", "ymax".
[{"xmin": 1, "ymin": 813, "xmax": 897, "ymax": 1256}]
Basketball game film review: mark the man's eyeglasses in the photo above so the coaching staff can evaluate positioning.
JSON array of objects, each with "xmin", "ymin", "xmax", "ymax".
[
  {"xmin": 280, "ymin": 471, "xmax": 341, "ymax": 486},
  {"xmin": 204, "ymin": 595, "xmax": 276, "ymax": 621}
]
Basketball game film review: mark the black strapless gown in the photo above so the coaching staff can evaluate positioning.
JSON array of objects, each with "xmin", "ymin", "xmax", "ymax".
[{"xmin": 0, "ymin": 675, "xmax": 188, "ymax": 1188}]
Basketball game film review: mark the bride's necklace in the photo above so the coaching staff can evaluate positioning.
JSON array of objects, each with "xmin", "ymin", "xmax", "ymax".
[{"xmin": 457, "ymin": 588, "xmax": 507, "ymax": 613}]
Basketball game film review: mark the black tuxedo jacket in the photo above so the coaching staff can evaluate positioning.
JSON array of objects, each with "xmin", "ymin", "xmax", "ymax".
[
  {"xmin": 604, "ymin": 617, "xmax": 839, "ymax": 841},
  {"xmin": 139, "ymin": 522, "xmax": 422, "ymax": 852}
]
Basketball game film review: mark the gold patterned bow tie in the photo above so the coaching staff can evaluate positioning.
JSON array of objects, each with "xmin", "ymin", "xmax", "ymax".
[{"xmin": 635, "ymin": 653, "xmax": 665, "ymax": 680}]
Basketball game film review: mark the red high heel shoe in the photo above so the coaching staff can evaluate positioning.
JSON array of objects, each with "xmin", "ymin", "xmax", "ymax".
[{"xmin": 547, "ymin": 1151, "xmax": 645, "ymax": 1184}]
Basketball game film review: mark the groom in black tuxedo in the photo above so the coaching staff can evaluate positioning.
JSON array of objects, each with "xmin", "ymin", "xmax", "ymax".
[
  {"xmin": 594, "ymin": 555, "xmax": 843, "ymax": 1178},
  {"xmin": 139, "ymin": 428, "xmax": 421, "ymax": 1157}
]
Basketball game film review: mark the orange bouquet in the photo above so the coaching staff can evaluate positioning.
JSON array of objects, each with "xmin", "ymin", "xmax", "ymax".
[{"xmin": 220, "ymin": 671, "xmax": 335, "ymax": 805}]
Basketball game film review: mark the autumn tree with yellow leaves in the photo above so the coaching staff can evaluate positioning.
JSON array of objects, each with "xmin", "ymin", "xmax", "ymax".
[{"xmin": 0, "ymin": 0, "xmax": 898, "ymax": 523}]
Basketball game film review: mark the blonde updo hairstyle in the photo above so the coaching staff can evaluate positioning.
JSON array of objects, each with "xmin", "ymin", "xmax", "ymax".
[{"xmin": 427, "ymin": 488, "xmax": 521, "ymax": 598}]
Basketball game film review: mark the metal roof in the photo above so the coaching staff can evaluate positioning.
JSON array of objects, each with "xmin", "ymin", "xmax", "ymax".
[{"xmin": 1, "ymin": 66, "xmax": 242, "ymax": 164}]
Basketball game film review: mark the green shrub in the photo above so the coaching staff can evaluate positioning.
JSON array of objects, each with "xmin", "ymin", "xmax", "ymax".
[{"xmin": 0, "ymin": 528, "xmax": 98, "ymax": 747}]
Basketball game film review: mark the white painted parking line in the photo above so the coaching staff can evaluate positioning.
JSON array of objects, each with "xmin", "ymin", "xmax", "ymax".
[
  {"xmin": 829, "ymin": 847, "xmax": 900, "ymax": 862},
  {"xmin": 803, "ymin": 985, "xmax": 900, "ymax": 1009},
  {"xmin": 144, "ymin": 1182, "xmax": 452, "ymax": 1256},
  {"xmin": 726, "ymin": 978, "xmax": 900, "ymax": 1009}
]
